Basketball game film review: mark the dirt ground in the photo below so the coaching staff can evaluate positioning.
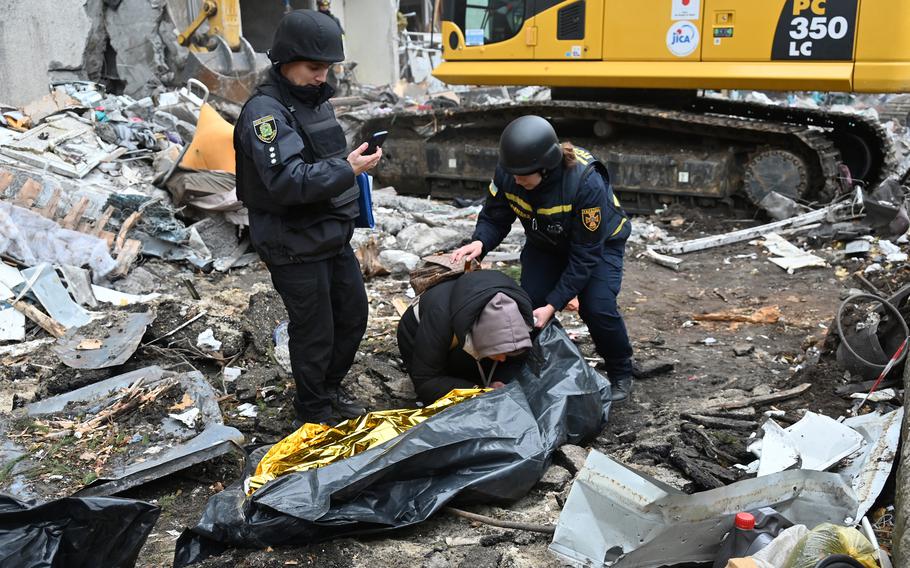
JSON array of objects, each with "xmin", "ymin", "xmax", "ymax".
[{"xmin": 0, "ymin": 204, "xmax": 896, "ymax": 567}]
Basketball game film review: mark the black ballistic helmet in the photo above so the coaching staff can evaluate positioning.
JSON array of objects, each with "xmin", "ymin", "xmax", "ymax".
[
  {"xmin": 268, "ymin": 10, "xmax": 344, "ymax": 65},
  {"xmin": 498, "ymin": 115, "xmax": 562, "ymax": 175}
]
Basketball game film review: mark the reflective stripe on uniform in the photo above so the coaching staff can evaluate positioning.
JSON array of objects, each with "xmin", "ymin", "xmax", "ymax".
[
  {"xmin": 611, "ymin": 217, "xmax": 627, "ymax": 237},
  {"xmin": 506, "ymin": 192, "xmax": 532, "ymax": 213},
  {"xmin": 537, "ymin": 204, "xmax": 572, "ymax": 216},
  {"xmin": 509, "ymin": 204, "xmax": 531, "ymax": 219}
]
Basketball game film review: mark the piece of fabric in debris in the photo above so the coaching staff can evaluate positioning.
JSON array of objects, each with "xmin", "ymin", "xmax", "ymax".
[
  {"xmin": 174, "ymin": 322, "xmax": 612, "ymax": 566},
  {"xmin": 249, "ymin": 388, "xmax": 487, "ymax": 491},
  {"xmin": 0, "ymin": 202, "xmax": 117, "ymax": 278}
]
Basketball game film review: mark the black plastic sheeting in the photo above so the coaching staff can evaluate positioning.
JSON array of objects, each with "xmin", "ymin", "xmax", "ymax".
[
  {"xmin": 175, "ymin": 322, "xmax": 611, "ymax": 566},
  {"xmin": 0, "ymin": 494, "xmax": 160, "ymax": 567}
]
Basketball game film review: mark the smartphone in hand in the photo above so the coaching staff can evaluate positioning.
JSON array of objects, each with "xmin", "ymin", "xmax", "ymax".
[{"xmin": 364, "ymin": 131, "xmax": 388, "ymax": 156}]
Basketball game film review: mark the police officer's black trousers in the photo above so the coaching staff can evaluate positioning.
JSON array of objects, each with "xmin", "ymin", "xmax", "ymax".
[
  {"xmin": 267, "ymin": 247, "xmax": 368, "ymax": 418},
  {"xmin": 520, "ymin": 244, "xmax": 634, "ymax": 380}
]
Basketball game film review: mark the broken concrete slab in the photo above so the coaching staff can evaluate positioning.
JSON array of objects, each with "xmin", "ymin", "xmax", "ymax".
[{"xmin": 549, "ymin": 450, "xmax": 858, "ymax": 568}]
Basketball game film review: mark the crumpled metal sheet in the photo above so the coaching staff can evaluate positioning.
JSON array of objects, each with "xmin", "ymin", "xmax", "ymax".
[
  {"xmin": 549, "ymin": 451, "xmax": 860, "ymax": 568},
  {"xmin": 52, "ymin": 310, "xmax": 155, "ymax": 369},
  {"xmin": 21, "ymin": 263, "xmax": 92, "ymax": 329},
  {"xmin": 840, "ymin": 409, "xmax": 904, "ymax": 523},
  {"xmin": 0, "ymin": 366, "xmax": 244, "ymax": 501},
  {"xmin": 174, "ymin": 323, "xmax": 612, "ymax": 567},
  {"xmin": 249, "ymin": 388, "xmax": 486, "ymax": 492}
]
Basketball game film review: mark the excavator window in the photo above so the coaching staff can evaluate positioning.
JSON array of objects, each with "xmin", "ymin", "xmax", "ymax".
[{"xmin": 448, "ymin": 0, "xmax": 527, "ymax": 45}]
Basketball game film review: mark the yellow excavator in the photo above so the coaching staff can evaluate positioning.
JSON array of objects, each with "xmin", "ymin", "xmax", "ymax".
[
  {"xmin": 166, "ymin": 0, "xmax": 307, "ymax": 104},
  {"xmin": 366, "ymin": 0, "xmax": 910, "ymax": 211}
]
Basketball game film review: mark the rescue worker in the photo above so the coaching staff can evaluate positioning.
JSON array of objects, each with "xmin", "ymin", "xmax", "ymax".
[
  {"xmin": 317, "ymin": 0, "xmax": 344, "ymax": 34},
  {"xmin": 397, "ymin": 270, "xmax": 534, "ymax": 404},
  {"xmin": 451, "ymin": 115, "xmax": 634, "ymax": 402},
  {"xmin": 234, "ymin": 10, "xmax": 381, "ymax": 425}
]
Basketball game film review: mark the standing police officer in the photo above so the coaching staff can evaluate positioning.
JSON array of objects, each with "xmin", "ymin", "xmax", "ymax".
[
  {"xmin": 235, "ymin": 10, "xmax": 381, "ymax": 425},
  {"xmin": 317, "ymin": 0, "xmax": 344, "ymax": 34},
  {"xmin": 451, "ymin": 115, "xmax": 634, "ymax": 401}
]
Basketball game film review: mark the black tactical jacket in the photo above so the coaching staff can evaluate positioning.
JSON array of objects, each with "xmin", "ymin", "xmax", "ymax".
[{"xmin": 235, "ymin": 67, "xmax": 358, "ymax": 265}]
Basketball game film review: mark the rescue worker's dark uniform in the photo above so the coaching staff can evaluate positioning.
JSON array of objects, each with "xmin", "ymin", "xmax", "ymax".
[
  {"xmin": 472, "ymin": 132, "xmax": 634, "ymax": 400},
  {"xmin": 397, "ymin": 270, "xmax": 533, "ymax": 404},
  {"xmin": 234, "ymin": 10, "xmax": 366, "ymax": 424}
]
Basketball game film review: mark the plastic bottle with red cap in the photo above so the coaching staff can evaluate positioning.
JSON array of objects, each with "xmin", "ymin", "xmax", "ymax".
[{"xmin": 713, "ymin": 508, "xmax": 791, "ymax": 568}]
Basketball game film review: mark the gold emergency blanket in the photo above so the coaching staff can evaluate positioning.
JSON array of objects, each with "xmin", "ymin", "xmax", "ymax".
[{"xmin": 248, "ymin": 388, "xmax": 487, "ymax": 493}]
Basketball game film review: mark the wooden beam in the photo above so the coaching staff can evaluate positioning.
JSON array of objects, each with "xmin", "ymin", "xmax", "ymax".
[
  {"xmin": 11, "ymin": 301, "xmax": 65, "ymax": 338},
  {"xmin": 60, "ymin": 196, "xmax": 90, "ymax": 229},
  {"xmin": 115, "ymin": 211, "xmax": 142, "ymax": 252},
  {"xmin": 709, "ymin": 382, "xmax": 812, "ymax": 410},
  {"xmin": 652, "ymin": 201, "xmax": 849, "ymax": 256},
  {"xmin": 13, "ymin": 178, "xmax": 41, "ymax": 207},
  {"xmin": 0, "ymin": 170, "xmax": 13, "ymax": 193},
  {"xmin": 91, "ymin": 206, "xmax": 115, "ymax": 236},
  {"xmin": 110, "ymin": 239, "xmax": 142, "ymax": 277},
  {"xmin": 39, "ymin": 187, "xmax": 61, "ymax": 219}
]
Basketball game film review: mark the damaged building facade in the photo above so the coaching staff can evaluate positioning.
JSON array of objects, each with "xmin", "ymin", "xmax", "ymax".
[{"xmin": 0, "ymin": 0, "xmax": 401, "ymax": 106}]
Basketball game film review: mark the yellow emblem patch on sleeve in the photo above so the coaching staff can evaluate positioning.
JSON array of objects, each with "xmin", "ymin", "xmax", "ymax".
[
  {"xmin": 489, "ymin": 180, "xmax": 498, "ymax": 197},
  {"xmin": 582, "ymin": 207, "xmax": 602, "ymax": 232}
]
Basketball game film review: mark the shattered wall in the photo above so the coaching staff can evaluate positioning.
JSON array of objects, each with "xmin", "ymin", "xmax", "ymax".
[
  {"xmin": 0, "ymin": 0, "xmax": 178, "ymax": 106},
  {"xmin": 0, "ymin": 0, "xmax": 96, "ymax": 105},
  {"xmin": 341, "ymin": 0, "xmax": 399, "ymax": 87}
]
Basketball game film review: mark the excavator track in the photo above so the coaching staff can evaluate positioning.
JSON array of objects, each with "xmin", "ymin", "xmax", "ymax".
[{"xmin": 361, "ymin": 98, "xmax": 876, "ymax": 214}]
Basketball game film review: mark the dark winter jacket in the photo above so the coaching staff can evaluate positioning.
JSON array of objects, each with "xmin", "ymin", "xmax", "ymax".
[
  {"xmin": 472, "ymin": 146, "xmax": 629, "ymax": 310},
  {"xmin": 234, "ymin": 67, "xmax": 357, "ymax": 265},
  {"xmin": 397, "ymin": 270, "xmax": 534, "ymax": 404}
]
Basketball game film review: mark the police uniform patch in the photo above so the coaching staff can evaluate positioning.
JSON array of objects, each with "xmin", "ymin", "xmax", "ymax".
[
  {"xmin": 252, "ymin": 115, "xmax": 278, "ymax": 143},
  {"xmin": 582, "ymin": 207, "xmax": 601, "ymax": 232},
  {"xmin": 489, "ymin": 180, "xmax": 498, "ymax": 197}
]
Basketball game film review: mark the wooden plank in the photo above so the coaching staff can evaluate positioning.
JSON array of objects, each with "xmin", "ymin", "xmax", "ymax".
[
  {"xmin": 0, "ymin": 170, "xmax": 13, "ymax": 193},
  {"xmin": 392, "ymin": 298, "xmax": 410, "ymax": 317},
  {"xmin": 115, "ymin": 211, "xmax": 142, "ymax": 252},
  {"xmin": 110, "ymin": 239, "xmax": 141, "ymax": 277},
  {"xmin": 91, "ymin": 206, "xmax": 115, "ymax": 236},
  {"xmin": 13, "ymin": 178, "xmax": 41, "ymax": 207},
  {"xmin": 11, "ymin": 300, "xmax": 65, "ymax": 338},
  {"xmin": 680, "ymin": 413, "xmax": 758, "ymax": 432},
  {"xmin": 39, "ymin": 187, "xmax": 61, "ymax": 219},
  {"xmin": 652, "ymin": 201, "xmax": 849, "ymax": 256},
  {"xmin": 60, "ymin": 196, "xmax": 89, "ymax": 229},
  {"xmin": 709, "ymin": 382, "xmax": 812, "ymax": 410}
]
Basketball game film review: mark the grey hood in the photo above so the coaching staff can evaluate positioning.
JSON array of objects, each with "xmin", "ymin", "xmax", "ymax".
[{"xmin": 463, "ymin": 292, "xmax": 533, "ymax": 361}]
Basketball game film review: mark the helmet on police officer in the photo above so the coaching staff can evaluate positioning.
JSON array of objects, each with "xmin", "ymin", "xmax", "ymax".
[
  {"xmin": 498, "ymin": 115, "xmax": 562, "ymax": 175},
  {"xmin": 268, "ymin": 10, "xmax": 344, "ymax": 65},
  {"xmin": 317, "ymin": 0, "xmax": 331, "ymax": 7}
]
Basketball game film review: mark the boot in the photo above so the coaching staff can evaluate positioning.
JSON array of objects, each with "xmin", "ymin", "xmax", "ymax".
[
  {"xmin": 609, "ymin": 376, "xmax": 633, "ymax": 402},
  {"xmin": 328, "ymin": 390, "xmax": 366, "ymax": 419},
  {"xmin": 292, "ymin": 406, "xmax": 338, "ymax": 430}
]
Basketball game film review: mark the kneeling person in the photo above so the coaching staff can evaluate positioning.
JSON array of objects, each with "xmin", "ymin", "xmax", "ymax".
[{"xmin": 397, "ymin": 270, "xmax": 533, "ymax": 404}]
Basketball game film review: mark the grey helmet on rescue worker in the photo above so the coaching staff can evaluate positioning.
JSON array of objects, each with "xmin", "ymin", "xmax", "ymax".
[
  {"xmin": 498, "ymin": 115, "xmax": 563, "ymax": 175},
  {"xmin": 267, "ymin": 9, "xmax": 344, "ymax": 65}
]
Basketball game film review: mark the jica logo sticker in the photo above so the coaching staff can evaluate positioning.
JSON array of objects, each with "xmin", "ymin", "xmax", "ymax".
[{"xmin": 667, "ymin": 21, "xmax": 699, "ymax": 57}]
